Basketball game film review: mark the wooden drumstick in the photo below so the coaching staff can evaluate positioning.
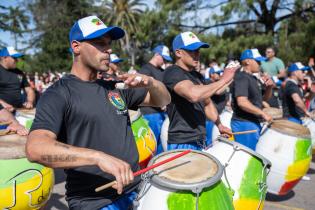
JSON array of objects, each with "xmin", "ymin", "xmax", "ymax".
[
  {"xmin": 232, "ymin": 130, "xmax": 258, "ymax": 135},
  {"xmin": 95, "ymin": 149, "xmax": 192, "ymax": 192}
]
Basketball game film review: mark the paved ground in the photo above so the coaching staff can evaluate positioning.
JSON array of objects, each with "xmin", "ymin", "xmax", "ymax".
[{"xmin": 45, "ymin": 158, "xmax": 315, "ymax": 210}]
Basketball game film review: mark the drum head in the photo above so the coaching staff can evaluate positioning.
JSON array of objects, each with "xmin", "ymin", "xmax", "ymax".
[
  {"xmin": 148, "ymin": 150, "xmax": 223, "ymax": 192},
  {"xmin": 271, "ymin": 119, "xmax": 310, "ymax": 139},
  {"xmin": 263, "ymin": 107, "xmax": 283, "ymax": 119},
  {"xmin": 0, "ymin": 134, "xmax": 27, "ymax": 159},
  {"xmin": 128, "ymin": 109, "xmax": 141, "ymax": 123},
  {"xmin": 216, "ymin": 137, "xmax": 272, "ymax": 168},
  {"xmin": 16, "ymin": 108, "xmax": 36, "ymax": 116}
]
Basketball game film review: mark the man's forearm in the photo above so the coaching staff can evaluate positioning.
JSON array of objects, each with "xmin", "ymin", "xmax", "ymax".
[
  {"xmin": 263, "ymin": 86, "xmax": 273, "ymax": 101},
  {"xmin": 238, "ymin": 98, "xmax": 264, "ymax": 117},
  {"xmin": 191, "ymin": 79, "xmax": 227, "ymax": 102},
  {"xmin": 147, "ymin": 79, "xmax": 171, "ymax": 107},
  {"xmin": 26, "ymin": 88, "xmax": 35, "ymax": 104},
  {"xmin": 26, "ymin": 132, "xmax": 101, "ymax": 168}
]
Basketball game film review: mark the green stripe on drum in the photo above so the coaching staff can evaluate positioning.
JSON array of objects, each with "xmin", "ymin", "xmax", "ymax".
[
  {"xmin": 295, "ymin": 139, "xmax": 311, "ymax": 161},
  {"xmin": 131, "ymin": 117, "xmax": 150, "ymax": 142},
  {"xmin": 167, "ymin": 181, "xmax": 234, "ymax": 210},
  {"xmin": 238, "ymin": 157, "xmax": 266, "ymax": 200},
  {"xmin": 0, "ymin": 158, "xmax": 44, "ymax": 188}
]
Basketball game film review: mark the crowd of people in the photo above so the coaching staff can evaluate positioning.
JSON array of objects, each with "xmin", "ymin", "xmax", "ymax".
[{"xmin": 0, "ymin": 15, "xmax": 315, "ymax": 210}]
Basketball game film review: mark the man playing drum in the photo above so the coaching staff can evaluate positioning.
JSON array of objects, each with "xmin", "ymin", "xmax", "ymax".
[
  {"xmin": 282, "ymin": 62, "xmax": 312, "ymax": 124},
  {"xmin": 0, "ymin": 104, "xmax": 28, "ymax": 135},
  {"xmin": 0, "ymin": 47, "xmax": 35, "ymax": 109},
  {"xmin": 230, "ymin": 49, "xmax": 274, "ymax": 150},
  {"xmin": 163, "ymin": 31, "xmax": 237, "ymax": 151},
  {"xmin": 139, "ymin": 45, "xmax": 173, "ymax": 154},
  {"xmin": 26, "ymin": 15, "xmax": 170, "ymax": 210}
]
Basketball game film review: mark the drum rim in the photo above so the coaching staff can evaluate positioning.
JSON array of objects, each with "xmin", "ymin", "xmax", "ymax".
[
  {"xmin": 268, "ymin": 119, "xmax": 311, "ymax": 139},
  {"xmin": 216, "ymin": 137, "xmax": 272, "ymax": 168},
  {"xmin": 147, "ymin": 149, "xmax": 224, "ymax": 193}
]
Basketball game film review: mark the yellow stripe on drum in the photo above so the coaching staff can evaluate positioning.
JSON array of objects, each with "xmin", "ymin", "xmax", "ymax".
[
  {"xmin": 0, "ymin": 167, "xmax": 54, "ymax": 210},
  {"xmin": 285, "ymin": 157, "xmax": 311, "ymax": 182},
  {"xmin": 234, "ymin": 199, "xmax": 264, "ymax": 210}
]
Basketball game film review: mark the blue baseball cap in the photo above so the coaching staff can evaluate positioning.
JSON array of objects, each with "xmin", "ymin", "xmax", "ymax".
[
  {"xmin": 172, "ymin": 31, "xmax": 209, "ymax": 52},
  {"xmin": 69, "ymin": 16, "xmax": 125, "ymax": 44},
  {"xmin": 153, "ymin": 45, "xmax": 172, "ymax": 62},
  {"xmin": 110, "ymin": 54, "xmax": 123, "ymax": 63},
  {"xmin": 0, "ymin": 46, "xmax": 23, "ymax": 58},
  {"xmin": 209, "ymin": 65, "xmax": 223, "ymax": 75},
  {"xmin": 288, "ymin": 62, "xmax": 310, "ymax": 72},
  {"xmin": 240, "ymin": 49, "xmax": 266, "ymax": 62}
]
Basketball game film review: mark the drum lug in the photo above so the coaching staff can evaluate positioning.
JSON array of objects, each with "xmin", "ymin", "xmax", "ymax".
[{"xmin": 192, "ymin": 187, "xmax": 202, "ymax": 194}]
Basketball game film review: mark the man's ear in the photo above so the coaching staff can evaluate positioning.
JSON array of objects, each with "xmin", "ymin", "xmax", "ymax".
[
  {"xmin": 174, "ymin": 49, "xmax": 182, "ymax": 59},
  {"xmin": 71, "ymin": 41, "xmax": 81, "ymax": 54}
]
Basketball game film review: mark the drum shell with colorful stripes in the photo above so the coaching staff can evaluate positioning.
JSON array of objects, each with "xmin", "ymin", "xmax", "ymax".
[
  {"xmin": 256, "ymin": 120, "xmax": 311, "ymax": 195},
  {"xmin": 0, "ymin": 134, "xmax": 54, "ymax": 210},
  {"xmin": 129, "ymin": 110, "xmax": 157, "ymax": 169},
  {"xmin": 204, "ymin": 137, "xmax": 271, "ymax": 210},
  {"xmin": 136, "ymin": 150, "xmax": 234, "ymax": 210}
]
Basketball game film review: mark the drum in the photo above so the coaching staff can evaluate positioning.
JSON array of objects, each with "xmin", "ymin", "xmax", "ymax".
[
  {"xmin": 129, "ymin": 110, "xmax": 157, "ymax": 169},
  {"xmin": 204, "ymin": 137, "xmax": 271, "ymax": 210},
  {"xmin": 212, "ymin": 108, "xmax": 233, "ymax": 141},
  {"xmin": 160, "ymin": 116, "xmax": 169, "ymax": 152},
  {"xmin": 15, "ymin": 109, "xmax": 36, "ymax": 129},
  {"xmin": 256, "ymin": 119, "xmax": 312, "ymax": 195},
  {"xmin": 135, "ymin": 150, "xmax": 234, "ymax": 210},
  {"xmin": 0, "ymin": 134, "xmax": 54, "ymax": 210},
  {"xmin": 302, "ymin": 117, "xmax": 315, "ymax": 154},
  {"xmin": 262, "ymin": 107, "xmax": 283, "ymax": 120}
]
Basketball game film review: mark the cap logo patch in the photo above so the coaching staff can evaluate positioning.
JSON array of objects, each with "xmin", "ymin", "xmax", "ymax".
[{"xmin": 91, "ymin": 18, "xmax": 102, "ymax": 26}]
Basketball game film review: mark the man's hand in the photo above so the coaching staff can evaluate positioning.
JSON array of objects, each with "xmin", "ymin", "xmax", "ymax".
[
  {"xmin": 261, "ymin": 74, "xmax": 275, "ymax": 88},
  {"xmin": 261, "ymin": 112, "xmax": 273, "ymax": 123},
  {"xmin": 0, "ymin": 100, "xmax": 14, "ymax": 112},
  {"xmin": 96, "ymin": 153, "xmax": 134, "ymax": 194},
  {"xmin": 23, "ymin": 101, "xmax": 34, "ymax": 109},
  {"xmin": 7, "ymin": 121, "xmax": 29, "ymax": 136},
  {"xmin": 217, "ymin": 123, "xmax": 233, "ymax": 138},
  {"xmin": 221, "ymin": 61, "xmax": 240, "ymax": 84},
  {"xmin": 116, "ymin": 73, "xmax": 153, "ymax": 89}
]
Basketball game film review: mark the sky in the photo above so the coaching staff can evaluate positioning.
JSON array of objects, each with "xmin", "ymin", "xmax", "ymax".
[{"xmin": 0, "ymin": 0, "xmax": 156, "ymax": 54}]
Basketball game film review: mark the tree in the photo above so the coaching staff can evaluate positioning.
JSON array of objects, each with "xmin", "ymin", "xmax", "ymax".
[
  {"xmin": 0, "ymin": 5, "xmax": 30, "ymax": 48},
  {"xmin": 99, "ymin": 0, "xmax": 146, "ymax": 66}
]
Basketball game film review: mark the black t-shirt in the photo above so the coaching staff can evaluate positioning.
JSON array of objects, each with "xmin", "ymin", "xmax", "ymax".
[
  {"xmin": 163, "ymin": 65, "xmax": 206, "ymax": 144},
  {"xmin": 139, "ymin": 63, "xmax": 165, "ymax": 114},
  {"xmin": 282, "ymin": 80, "xmax": 305, "ymax": 119},
  {"xmin": 30, "ymin": 74, "xmax": 147, "ymax": 209},
  {"xmin": 211, "ymin": 91, "xmax": 229, "ymax": 114},
  {"xmin": 231, "ymin": 71, "xmax": 263, "ymax": 123},
  {"xmin": 0, "ymin": 65, "xmax": 29, "ymax": 108}
]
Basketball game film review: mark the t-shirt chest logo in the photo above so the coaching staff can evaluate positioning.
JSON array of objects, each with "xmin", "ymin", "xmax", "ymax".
[
  {"xmin": 17, "ymin": 74, "xmax": 23, "ymax": 83},
  {"xmin": 108, "ymin": 91, "xmax": 126, "ymax": 110}
]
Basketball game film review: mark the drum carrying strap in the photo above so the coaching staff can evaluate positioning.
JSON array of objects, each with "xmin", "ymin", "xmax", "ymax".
[
  {"xmin": 256, "ymin": 163, "xmax": 270, "ymax": 210},
  {"xmin": 133, "ymin": 173, "xmax": 151, "ymax": 209}
]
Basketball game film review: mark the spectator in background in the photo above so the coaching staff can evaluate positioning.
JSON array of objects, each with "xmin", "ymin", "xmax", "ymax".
[{"xmin": 261, "ymin": 47, "xmax": 286, "ymax": 79}]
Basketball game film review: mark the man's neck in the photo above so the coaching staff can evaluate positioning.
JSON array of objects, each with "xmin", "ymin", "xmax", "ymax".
[
  {"xmin": 71, "ymin": 62, "xmax": 97, "ymax": 81},
  {"xmin": 243, "ymin": 66, "xmax": 253, "ymax": 74},
  {"xmin": 288, "ymin": 76, "xmax": 299, "ymax": 84},
  {"xmin": 175, "ymin": 60, "xmax": 193, "ymax": 72},
  {"xmin": 0, "ymin": 62, "xmax": 9, "ymax": 70},
  {"xmin": 268, "ymin": 57, "xmax": 274, "ymax": 61}
]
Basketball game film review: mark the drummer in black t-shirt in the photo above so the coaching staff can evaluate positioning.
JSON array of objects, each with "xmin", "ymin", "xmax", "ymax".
[
  {"xmin": 0, "ymin": 104, "xmax": 28, "ymax": 135},
  {"xmin": 282, "ymin": 62, "xmax": 312, "ymax": 124},
  {"xmin": 163, "ymin": 31, "xmax": 237, "ymax": 151},
  {"xmin": 230, "ymin": 49, "xmax": 274, "ymax": 150},
  {"xmin": 26, "ymin": 15, "xmax": 170, "ymax": 210},
  {"xmin": 139, "ymin": 45, "xmax": 172, "ymax": 154},
  {"xmin": 0, "ymin": 46, "xmax": 35, "ymax": 109}
]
